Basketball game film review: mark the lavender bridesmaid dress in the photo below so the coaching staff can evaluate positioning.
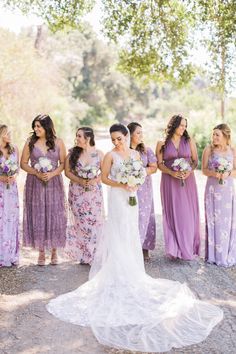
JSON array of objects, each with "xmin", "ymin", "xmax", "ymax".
[
  {"xmin": 160, "ymin": 137, "xmax": 200, "ymax": 260},
  {"xmin": 138, "ymin": 147, "xmax": 157, "ymax": 250},
  {"xmin": 205, "ymin": 149, "xmax": 236, "ymax": 266},
  {"xmin": 23, "ymin": 145, "xmax": 67, "ymax": 249},
  {"xmin": 0, "ymin": 151, "xmax": 19, "ymax": 266}
]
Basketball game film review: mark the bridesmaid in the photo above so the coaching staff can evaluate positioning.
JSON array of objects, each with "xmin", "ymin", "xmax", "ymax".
[
  {"xmin": 202, "ymin": 123, "xmax": 236, "ymax": 267},
  {"xmin": 127, "ymin": 122, "xmax": 157, "ymax": 261},
  {"xmin": 0, "ymin": 125, "xmax": 19, "ymax": 267},
  {"xmin": 21, "ymin": 114, "xmax": 67, "ymax": 265},
  {"xmin": 156, "ymin": 114, "xmax": 200, "ymax": 260},
  {"xmin": 65, "ymin": 127, "xmax": 104, "ymax": 265}
]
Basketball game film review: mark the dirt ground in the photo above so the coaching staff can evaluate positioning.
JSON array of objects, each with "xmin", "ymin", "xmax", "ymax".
[{"xmin": 1, "ymin": 171, "xmax": 236, "ymax": 354}]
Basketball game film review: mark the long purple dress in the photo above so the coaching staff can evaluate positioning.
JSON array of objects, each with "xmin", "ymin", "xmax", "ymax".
[
  {"xmin": 205, "ymin": 149, "xmax": 236, "ymax": 266},
  {"xmin": 65, "ymin": 151, "xmax": 104, "ymax": 264},
  {"xmin": 0, "ymin": 151, "xmax": 19, "ymax": 267},
  {"xmin": 161, "ymin": 137, "xmax": 200, "ymax": 260},
  {"xmin": 23, "ymin": 145, "xmax": 67, "ymax": 249},
  {"xmin": 137, "ymin": 147, "xmax": 157, "ymax": 250}
]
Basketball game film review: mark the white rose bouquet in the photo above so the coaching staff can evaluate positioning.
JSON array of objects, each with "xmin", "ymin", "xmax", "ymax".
[
  {"xmin": 211, "ymin": 156, "xmax": 233, "ymax": 185},
  {"xmin": 75, "ymin": 164, "xmax": 99, "ymax": 191},
  {"xmin": 34, "ymin": 157, "xmax": 53, "ymax": 185},
  {"xmin": 116, "ymin": 158, "xmax": 146, "ymax": 206},
  {"xmin": 171, "ymin": 158, "xmax": 192, "ymax": 186},
  {"xmin": 0, "ymin": 156, "xmax": 18, "ymax": 189}
]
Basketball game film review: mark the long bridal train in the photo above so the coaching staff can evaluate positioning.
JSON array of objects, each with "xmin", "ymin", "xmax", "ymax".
[{"xmin": 47, "ymin": 155, "xmax": 223, "ymax": 353}]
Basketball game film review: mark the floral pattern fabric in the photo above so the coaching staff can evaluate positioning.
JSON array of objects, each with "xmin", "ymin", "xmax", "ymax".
[
  {"xmin": 137, "ymin": 147, "xmax": 157, "ymax": 250},
  {"xmin": 65, "ymin": 152, "xmax": 104, "ymax": 265},
  {"xmin": 205, "ymin": 149, "xmax": 236, "ymax": 266},
  {"xmin": 0, "ymin": 151, "xmax": 19, "ymax": 267}
]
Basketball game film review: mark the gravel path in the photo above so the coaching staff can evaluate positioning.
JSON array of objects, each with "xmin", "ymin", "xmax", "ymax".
[{"xmin": 1, "ymin": 171, "xmax": 236, "ymax": 354}]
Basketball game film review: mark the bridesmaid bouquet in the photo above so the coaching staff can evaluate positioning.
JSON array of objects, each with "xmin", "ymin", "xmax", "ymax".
[
  {"xmin": 75, "ymin": 164, "xmax": 99, "ymax": 191},
  {"xmin": 172, "ymin": 158, "xmax": 192, "ymax": 187},
  {"xmin": 211, "ymin": 156, "xmax": 232, "ymax": 185},
  {"xmin": 116, "ymin": 158, "xmax": 146, "ymax": 206},
  {"xmin": 0, "ymin": 156, "xmax": 18, "ymax": 189},
  {"xmin": 34, "ymin": 157, "xmax": 53, "ymax": 185}
]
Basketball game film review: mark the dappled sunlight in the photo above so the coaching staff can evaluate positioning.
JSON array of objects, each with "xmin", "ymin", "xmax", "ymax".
[{"xmin": 0, "ymin": 289, "xmax": 53, "ymax": 312}]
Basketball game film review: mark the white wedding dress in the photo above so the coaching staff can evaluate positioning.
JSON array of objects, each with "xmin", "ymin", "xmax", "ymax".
[{"xmin": 47, "ymin": 150, "xmax": 223, "ymax": 353}]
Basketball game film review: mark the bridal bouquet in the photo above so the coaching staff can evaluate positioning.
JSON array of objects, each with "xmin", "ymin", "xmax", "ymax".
[
  {"xmin": 0, "ymin": 156, "xmax": 18, "ymax": 189},
  {"xmin": 75, "ymin": 164, "xmax": 99, "ymax": 191},
  {"xmin": 172, "ymin": 158, "xmax": 192, "ymax": 187},
  {"xmin": 116, "ymin": 158, "xmax": 146, "ymax": 206},
  {"xmin": 210, "ymin": 156, "xmax": 232, "ymax": 185},
  {"xmin": 34, "ymin": 157, "xmax": 53, "ymax": 185}
]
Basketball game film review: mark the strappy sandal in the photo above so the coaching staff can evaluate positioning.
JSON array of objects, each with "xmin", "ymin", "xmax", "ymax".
[
  {"xmin": 50, "ymin": 250, "xmax": 58, "ymax": 265},
  {"xmin": 37, "ymin": 251, "xmax": 46, "ymax": 266}
]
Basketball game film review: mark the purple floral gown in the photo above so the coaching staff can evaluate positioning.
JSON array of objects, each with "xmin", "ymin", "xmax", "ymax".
[
  {"xmin": 0, "ymin": 151, "xmax": 19, "ymax": 267},
  {"xmin": 65, "ymin": 151, "xmax": 104, "ymax": 264},
  {"xmin": 137, "ymin": 147, "xmax": 157, "ymax": 250},
  {"xmin": 205, "ymin": 149, "xmax": 236, "ymax": 266},
  {"xmin": 23, "ymin": 145, "xmax": 67, "ymax": 249},
  {"xmin": 160, "ymin": 137, "xmax": 200, "ymax": 260}
]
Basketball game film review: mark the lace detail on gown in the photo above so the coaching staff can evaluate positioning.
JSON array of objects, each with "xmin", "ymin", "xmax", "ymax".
[{"xmin": 47, "ymin": 149, "xmax": 223, "ymax": 352}]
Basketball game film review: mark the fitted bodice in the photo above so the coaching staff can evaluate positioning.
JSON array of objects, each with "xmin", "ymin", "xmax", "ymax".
[
  {"xmin": 76, "ymin": 150, "xmax": 101, "ymax": 171},
  {"xmin": 30, "ymin": 145, "xmax": 60, "ymax": 170},
  {"xmin": 208, "ymin": 148, "xmax": 234, "ymax": 170},
  {"xmin": 110, "ymin": 150, "xmax": 138, "ymax": 181},
  {"xmin": 163, "ymin": 137, "xmax": 192, "ymax": 169}
]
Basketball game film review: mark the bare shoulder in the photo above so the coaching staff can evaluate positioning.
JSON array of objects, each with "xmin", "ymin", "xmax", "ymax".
[
  {"xmin": 96, "ymin": 149, "xmax": 104, "ymax": 158},
  {"xmin": 202, "ymin": 144, "xmax": 211, "ymax": 155},
  {"xmin": 231, "ymin": 146, "xmax": 236, "ymax": 155},
  {"xmin": 55, "ymin": 138, "xmax": 65, "ymax": 147}
]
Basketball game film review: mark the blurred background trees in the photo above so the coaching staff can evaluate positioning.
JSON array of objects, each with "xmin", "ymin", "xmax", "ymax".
[{"xmin": 0, "ymin": 0, "xmax": 236, "ymax": 163}]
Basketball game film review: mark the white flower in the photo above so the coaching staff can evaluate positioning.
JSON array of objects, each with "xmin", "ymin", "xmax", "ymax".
[
  {"xmin": 133, "ymin": 160, "xmax": 142, "ymax": 171},
  {"xmin": 127, "ymin": 175, "xmax": 137, "ymax": 187},
  {"xmin": 34, "ymin": 163, "xmax": 40, "ymax": 171},
  {"xmin": 39, "ymin": 157, "xmax": 51, "ymax": 168}
]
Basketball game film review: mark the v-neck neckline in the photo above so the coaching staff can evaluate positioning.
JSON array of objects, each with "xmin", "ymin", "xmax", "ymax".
[
  {"xmin": 171, "ymin": 138, "xmax": 181, "ymax": 152},
  {"xmin": 34, "ymin": 145, "xmax": 48, "ymax": 156}
]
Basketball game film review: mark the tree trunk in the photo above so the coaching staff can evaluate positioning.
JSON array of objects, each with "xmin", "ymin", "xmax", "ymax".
[{"xmin": 34, "ymin": 25, "xmax": 43, "ymax": 50}]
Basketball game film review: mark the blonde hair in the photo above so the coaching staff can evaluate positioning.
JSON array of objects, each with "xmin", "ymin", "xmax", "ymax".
[
  {"xmin": 0, "ymin": 124, "xmax": 14, "ymax": 156},
  {"xmin": 213, "ymin": 123, "xmax": 231, "ymax": 146}
]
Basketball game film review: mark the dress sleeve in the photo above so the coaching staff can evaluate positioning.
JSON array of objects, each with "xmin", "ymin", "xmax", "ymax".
[{"xmin": 147, "ymin": 147, "xmax": 157, "ymax": 164}]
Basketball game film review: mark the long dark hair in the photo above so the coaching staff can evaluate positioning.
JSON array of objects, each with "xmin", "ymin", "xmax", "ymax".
[
  {"xmin": 29, "ymin": 114, "xmax": 57, "ymax": 153},
  {"xmin": 0, "ymin": 124, "xmax": 15, "ymax": 157},
  {"xmin": 69, "ymin": 127, "xmax": 95, "ymax": 171},
  {"xmin": 109, "ymin": 123, "xmax": 128, "ymax": 136},
  {"xmin": 161, "ymin": 114, "xmax": 190, "ymax": 153},
  {"xmin": 127, "ymin": 122, "xmax": 145, "ymax": 154}
]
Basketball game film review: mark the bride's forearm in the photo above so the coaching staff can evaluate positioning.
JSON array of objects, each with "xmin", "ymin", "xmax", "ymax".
[{"xmin": 101, "ymin": 175, "xmax": 123, "ymax": 188}]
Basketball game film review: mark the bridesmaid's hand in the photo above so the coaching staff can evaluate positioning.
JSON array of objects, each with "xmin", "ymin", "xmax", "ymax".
[
  {"xmin": 87, "ymin": 177, "xmax": 100, "ymax": 186},
  {"xmin": 0, "ymin": 175, "xmax": 9, "ymax": 183},
  {"xmin": 7, "ymin": 175, "xmax": 17, "ymax": 184},
  {"xmin": 181, "ymin": 171, "xmax": 191, "ymax": 180},
  {"xmin": 170, "ymin": 171, "xmax": 183, "ymax": 179},
  {"xmin": 221, "ymin": 171, "xmax": 230, "ymax": 180},
  {"xmin": 41, "ymin": 172, "xmax": 55, "ymax": 182}
]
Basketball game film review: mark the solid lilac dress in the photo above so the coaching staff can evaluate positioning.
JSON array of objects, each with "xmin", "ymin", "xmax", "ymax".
[
  {"xmin": 137, "ymin": 147, "xmax": 157, "ymax": 250},
  {"xmin": 0, "ymin": 151, "xmax": 19, "ymax": 267},
  {"xmin": 23, "ymin": 145, "xmax": 67, "ymax": 249},
  {"xmin": 205, "ymin": 149, "xmax": 236, "ymax": 266},
  {"xmin": 160, "ymin": 137, "xmax": 200, "ymax": 260}
]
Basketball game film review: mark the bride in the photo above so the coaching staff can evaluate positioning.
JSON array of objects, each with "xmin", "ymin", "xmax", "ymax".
[{"xmin": 47, "ymin": 123, "xmax": 223, "ymax": 353}]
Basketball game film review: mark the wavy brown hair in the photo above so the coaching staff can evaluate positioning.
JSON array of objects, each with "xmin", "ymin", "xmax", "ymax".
[
  {"xmin": 28, "ymin": 114, "xmax": 57, "ymax": 153},
  {"xmin": 161, "ymin": 114, "xmax": 190, "ymax": 153},
  {"xmin": 127, "ymin": 122, "xmax": 145, "ymax": 154},
  {"xmin": 0, "ymin": 124, "xmax": 15, "ymax": 157},
  {"xmin": 69, "ymin": 127, "xmax": 95, "ymax": 171}
]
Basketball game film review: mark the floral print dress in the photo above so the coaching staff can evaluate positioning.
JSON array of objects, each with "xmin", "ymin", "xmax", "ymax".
[
  {"xmin": 65, "ymin": 151, "xmax": 104, "ymax": 264},
  {"xmin": 205, "ymin": 149, "xmax": 236, "ymax": 266},
  {"xmin": 0, "ymin": 151, "xmax": 19, "ymax": 267}
]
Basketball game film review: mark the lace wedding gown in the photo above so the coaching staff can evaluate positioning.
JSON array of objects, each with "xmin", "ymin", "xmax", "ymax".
[{"xmin": 47, "ymin": 151, "xmax": 223, "ymax": 353}]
